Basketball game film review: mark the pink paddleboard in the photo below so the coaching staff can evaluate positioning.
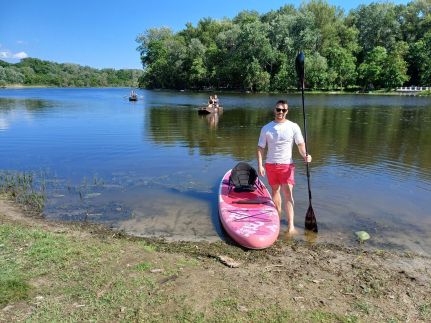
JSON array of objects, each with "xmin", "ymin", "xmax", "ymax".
[{"xmin": 218, "ymin": 169, "xmax": 280, "ymax": 249}]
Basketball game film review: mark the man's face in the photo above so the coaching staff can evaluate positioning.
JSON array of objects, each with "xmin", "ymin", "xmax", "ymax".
[{"xmin": 274, "ymin": 105, "xmax": 288, "ymax": 120}]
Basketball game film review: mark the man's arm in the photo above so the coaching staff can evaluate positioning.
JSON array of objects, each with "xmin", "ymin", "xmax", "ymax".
[
  {"xmin": 257, "ymin": 146, "xmax": 266, "ymax": 177},
  {"xmin": 297, "ymin": 143, "xmax": 312, "ymax": 163}
]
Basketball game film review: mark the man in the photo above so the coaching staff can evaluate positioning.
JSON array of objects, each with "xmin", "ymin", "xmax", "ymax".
[{"xmin": 257, "ymin": 100, "xmax": 312, "ymax": 235}]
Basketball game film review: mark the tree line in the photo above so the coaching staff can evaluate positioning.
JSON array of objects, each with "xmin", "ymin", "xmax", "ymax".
[
  {"xmin": 136, "ymin": 0, "xmax": 431, "ymax": 92},
  {"xmin": 0, "ymin": 58, "xmax": 143, "ymax": 87}
]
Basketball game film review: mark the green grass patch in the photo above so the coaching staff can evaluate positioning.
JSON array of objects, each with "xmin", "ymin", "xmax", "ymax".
[
  {"xmin": 135, "ymin": 262, "xmax": 153, "ymax": 271},
  {"xmin": 419, "ymin": 302, "xmax": 431, "ymax": 320},
  {"xmin": 0, "ymin": 277, "xmax": 31, "ymax": 305},
  {"xmin": 354, "ymin": 301, "xmax": 371, "ymax": 314},
  {"xmin": 139, "ymin": 241, "xmax": 157, "ymax": 252}
]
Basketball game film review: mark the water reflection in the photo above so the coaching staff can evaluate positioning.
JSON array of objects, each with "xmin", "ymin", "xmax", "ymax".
[
  {"xmin": 0, "ymin": 97, "xmax": 55, "ymax": 111},
  {"xmin": 202, "ymin": 111, "xmax": 221, "ymax": 129},
  {"xmin": 145, "ymin": 102, "xmax": 431, "ymax": 179}
]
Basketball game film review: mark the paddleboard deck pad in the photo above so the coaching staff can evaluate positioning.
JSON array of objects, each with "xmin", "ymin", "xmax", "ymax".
[{"xmin": 218, "ymin": 169, "xmax": 280, "ymax": 249}]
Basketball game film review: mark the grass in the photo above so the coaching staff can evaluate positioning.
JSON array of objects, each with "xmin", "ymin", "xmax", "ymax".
[
  {"xmin": 135, "ymin": 261, "xmax": 153, "ymax": 271},
  {"xmin": 0, "ymin": 277, "xmax": 31, "ymax": 305},
  {"xmin": 0, "ymin": 222, "xmax": 165, "ymax": 321},
  {"xmin": 0, "ymin": 171, "xmax": 46, "ymax": 212},
  {"xmin": 419, "ymin": 303, "xmax": 431, "ymax": 320},
  {"xmin": 0, "ymin": 221, "xmax": 367, "ymax": 322},
  {"xmin": 1, "ymin": 210, "xmax": 428, "ymax": 322},
  {"xmin": 354, "ymin": 301, "xmax": 371, "ymax": 314}
]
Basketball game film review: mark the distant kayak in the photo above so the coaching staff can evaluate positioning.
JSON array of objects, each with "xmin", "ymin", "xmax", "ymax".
[{"xmin": 218, "ymin": 169, "xmax": 280, "ymax": 249}]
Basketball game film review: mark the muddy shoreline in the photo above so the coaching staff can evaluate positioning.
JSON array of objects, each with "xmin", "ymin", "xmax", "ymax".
[{"xmin": 1, "ymin": 196, "xmax": 430, "ymax": 321}]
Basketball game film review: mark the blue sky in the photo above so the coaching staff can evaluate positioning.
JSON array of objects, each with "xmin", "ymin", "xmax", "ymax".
[{"xmin": 1, "ymin": 0, "xmax": 410, "ymax": 70}]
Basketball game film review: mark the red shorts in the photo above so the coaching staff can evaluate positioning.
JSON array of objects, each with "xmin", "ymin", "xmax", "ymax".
[{"xmin": 265, "ymin": 163, "xmax": 295, "ymax": 186}]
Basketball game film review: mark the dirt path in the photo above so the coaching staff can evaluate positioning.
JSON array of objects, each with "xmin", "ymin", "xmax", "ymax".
[{"xmin": 1, "ymin": 196, "xmax": 430, "ymax": 321}]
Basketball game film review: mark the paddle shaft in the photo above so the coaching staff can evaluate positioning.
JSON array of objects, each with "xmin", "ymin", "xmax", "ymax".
[{"xmin": 299, "ymin": 66, "xmax": 312, "ymax": 203}]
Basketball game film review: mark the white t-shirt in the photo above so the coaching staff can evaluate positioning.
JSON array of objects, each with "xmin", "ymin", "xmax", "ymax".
[{"xmin": 257, "ymin": 120, "xmax": 304, "ymax": 164}]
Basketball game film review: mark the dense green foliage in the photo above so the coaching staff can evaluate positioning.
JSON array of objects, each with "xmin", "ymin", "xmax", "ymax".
[
  {"xmin": 0, "ymin": 58, "xmax": 143, "ymax": 87},
  {"xmin": 136, "ymin": 0, "xmax": 431, "ymax": 91}
]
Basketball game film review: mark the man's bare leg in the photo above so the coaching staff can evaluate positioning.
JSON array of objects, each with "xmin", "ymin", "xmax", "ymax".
[
  {"xmin": 270, "ymin": 184, "xmax": 282, "ymax": 217},
  {"xmin": 282, "ymin": 184, "xmax": 298, "ymax": 235}
]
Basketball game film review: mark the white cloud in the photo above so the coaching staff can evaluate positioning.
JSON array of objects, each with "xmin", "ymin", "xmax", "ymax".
[
  {"xmin": 13, "ymin": 51, "xmax": 28, "ymax": 59},
  {"xmin": 0, "ymin": 51, "xmax": 10, "ymax": 58},
  {"xmin": 0, "ymin": 50, "xmax": 28, "ymax": 59}
]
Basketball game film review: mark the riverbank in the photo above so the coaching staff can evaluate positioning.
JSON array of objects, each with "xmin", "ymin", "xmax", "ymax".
[
  {"xmin": 1, "ymin": 196, "xmax": 430, "ymax": 322},
  {"xmin": 0, "ymin": 84, "xmax": 133, "ymax": 89},
  {"xmin": 2, "ymin": 85, "xmax": 430, "ymax": 96}
]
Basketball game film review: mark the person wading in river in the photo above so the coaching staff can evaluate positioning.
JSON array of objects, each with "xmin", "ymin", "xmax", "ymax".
[{"xmin": 257, "ymin": 100, "xmax": 312, "ymax": 235}]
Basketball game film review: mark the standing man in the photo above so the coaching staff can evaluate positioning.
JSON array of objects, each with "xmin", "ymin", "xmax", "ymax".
[{"xmin": 257, "ymin": 100, "xmax": 312, "ymax": 235}]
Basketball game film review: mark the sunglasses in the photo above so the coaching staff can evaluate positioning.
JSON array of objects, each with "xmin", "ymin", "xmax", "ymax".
[{"xmin": 275, "ymin": 108, "xmax": 288, "ymax": 113}]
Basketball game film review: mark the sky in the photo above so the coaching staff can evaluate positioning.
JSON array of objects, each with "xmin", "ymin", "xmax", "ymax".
[{"xmin": 1, "ymin": 0, "xmax": 410, "ymax": 70}]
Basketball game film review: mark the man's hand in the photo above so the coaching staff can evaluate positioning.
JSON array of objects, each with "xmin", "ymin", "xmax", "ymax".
[{"xmin": 258, "ymin": 165, "xmax": 266, "ymax": 177}]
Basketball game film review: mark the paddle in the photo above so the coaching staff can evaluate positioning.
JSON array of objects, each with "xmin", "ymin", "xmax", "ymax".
[{"xmin": 295, "ymin": 52, "xmax": 318, "ymax": 233}]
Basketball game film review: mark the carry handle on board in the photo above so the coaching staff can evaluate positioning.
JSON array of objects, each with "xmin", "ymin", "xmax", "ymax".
[{"xmin": 233, "ymin": 199, "xmax": 270, "ymax": 204}]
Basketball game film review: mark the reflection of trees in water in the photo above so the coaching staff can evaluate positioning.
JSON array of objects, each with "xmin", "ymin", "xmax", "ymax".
[
  {"xmin": 0, "ymin": 98, "xmax": 54, "ymax": 111},
  {"xmin": 145, "ymin": 105, "xmax": 431, "ymax": 175},
  {"xmin": 308, "ymin": 106, "xmax": 431, "ymax": 174},
  {"xmin": 146, "ymin": 107, "xmax": 270, "ymax": 159}
]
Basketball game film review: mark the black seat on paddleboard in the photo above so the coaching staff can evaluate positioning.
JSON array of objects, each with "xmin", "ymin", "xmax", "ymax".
[{"xmin": 229, "ymin": 162, "xmax": 258, "ymax": 192}]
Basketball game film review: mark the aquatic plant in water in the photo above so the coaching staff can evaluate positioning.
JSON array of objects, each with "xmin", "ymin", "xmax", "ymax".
[{"xmin": 0, "ymin": 171, "xmax": 46, "ymax": 212}]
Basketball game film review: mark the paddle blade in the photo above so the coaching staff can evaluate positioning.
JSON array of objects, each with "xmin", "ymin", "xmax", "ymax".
[
  {"xmin": 305, "ymin": 205, "xmax": 318, "ymax": 233},
  {"xmin": 295, "ymin": 52, "xmax": 305, "ymax": 82}
]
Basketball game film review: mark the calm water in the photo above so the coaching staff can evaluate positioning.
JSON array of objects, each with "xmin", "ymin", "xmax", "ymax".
[{"xmin": 1, "ymin": 88, "xmax": 431, "ymax": 254}]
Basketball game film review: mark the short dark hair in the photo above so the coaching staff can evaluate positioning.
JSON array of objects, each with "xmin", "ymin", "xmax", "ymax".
[{"xmin": 275, "ymin": 100, "xmax": 288, "ymax": 108}]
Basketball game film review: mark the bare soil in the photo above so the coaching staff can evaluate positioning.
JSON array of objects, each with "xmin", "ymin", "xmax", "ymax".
[{"xmin": 1, "ymin": 196, "xmax": 430, "ymax": 322}]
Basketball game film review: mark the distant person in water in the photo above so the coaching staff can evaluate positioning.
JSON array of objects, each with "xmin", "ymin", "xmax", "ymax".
[
  {"xmin": 256, "ymin": 100, "xmax": 312, "ymax": 235},
  {"xmin": 213, "ymin": 94, "xmax": 219, "ymax": 107},
  {"xmin": 208, "ymin": 95, "xmax": 214, "ymax": 107}
]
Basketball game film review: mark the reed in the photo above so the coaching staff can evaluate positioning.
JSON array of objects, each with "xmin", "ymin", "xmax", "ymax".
[{"xmin": 0, "ymin": 171, "xmax": 46, "ymax": 213}]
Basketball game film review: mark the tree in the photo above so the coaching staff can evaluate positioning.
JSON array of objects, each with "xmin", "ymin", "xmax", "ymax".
[
  {"xmin": 133, "ymin": 1, "xmax": 428, "ymax": 91},
  {"xmin": 244, "ymin": 58, "xmax": 270, "ymax": 92},
  {"xmin": 358, "ymin": 46, "xmax": 388, "ymax": 89},
  {"xmin": 305, "ymin": 52, "xmax": 329, "ymax": 89},
  {"xmin": 299, "ymin": 0, "xmax": 344, "ymax": 54},
  {"xmin": 382, "ymin": 42, "xmax": 409, "ymax": 88},
  {"xmin": 188, "ymin": 57, "xmax": 207, "ymax": 88},
  {"xmin": 348, "ymin": 3, "xmax": 402, "ymax": 61},
  {"xmin": 136, "ymin": 28, "xmax": 187, "ymax": 89},
  {"xmin": 326, "ymin": 46, "xmax": 357, "ymax": 89},
  {"xmin": 185, "ymin": 38, "xmax": 207, "ymax": 88},
  {"xmin": 136, "ymin": 27, "xmax": 174, "ymax": 67},
  {"xmin": 409, "ymin": 31, "xmax": 431, "ymax": 85},
  {"xmin": 398, "ymin": 0, "xmax": 431, "ymax": 43},
  {"xmin": 272, "ymin": 55, "xmax": 296, "ymax": 92}
]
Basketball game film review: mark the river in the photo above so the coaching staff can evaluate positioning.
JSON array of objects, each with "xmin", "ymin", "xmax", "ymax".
[{"xmin": 1, "ymin": 88, "xmax": 430, "ymax": 254}]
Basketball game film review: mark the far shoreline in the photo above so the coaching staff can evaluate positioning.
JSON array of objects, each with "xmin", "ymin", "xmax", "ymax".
[{"xmin": 2, "ymin": 84, "xmax": 430, "ymax": 96}]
